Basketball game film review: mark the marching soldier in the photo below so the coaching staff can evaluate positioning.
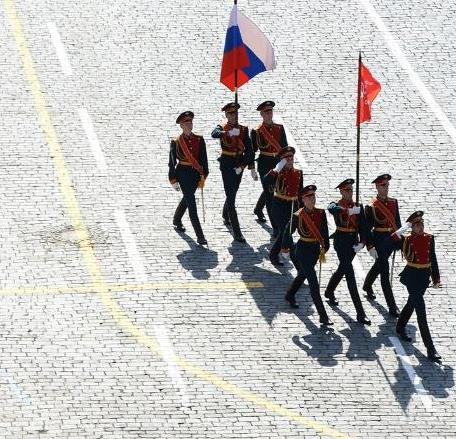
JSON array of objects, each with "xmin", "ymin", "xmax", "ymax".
[
  {"xmin": 325, "ymin": 179, "xmax": 371, "ymax": 325},
  {"xmin": 211, "ymin": 102, "xmax": 256, "ymax": 243},
  {"xmin": 281, "ymin": 185, "xmax": 333, "ymax": 326},
  {"xmin": 250, "ymin": 101, "xmax": 288, "ymax": 234},
  {"xmin": 263, "ymin": 146, "xmax": 303, "ymax": 266},
  {"xmin": 384, "ymin": 211, "xmax": 442, "ymax": 362},
  {"xmin": 168, "ymin": 111, "xmax": 209, "ymax": 245},
  {"xmin": 363, "ymin": 174, "xmax": 401, "ymax": 317}
]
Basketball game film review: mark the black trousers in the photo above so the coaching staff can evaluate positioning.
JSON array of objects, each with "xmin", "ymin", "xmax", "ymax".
[
  {"xmin": 269, "ymin": 197, "xmax": 299, "ymax": 267},
  {"xmin": 220, "ymin": 162, "xmax": 244, "ymax": 235},
  {"xmin": 397, "ymin": 287, "xmax": 434, "ymax": 350},
  {"xmin": 173, "ymin": 165, "xmax": 204, "ymax": 239},
  {"xmin": 287, "ymin": 241, "xmax": 329, "ymax": 321},
  {"xmin": 255, "ymin": 155, "xmax": 278, "ymax": 230},
  {"xmin": 363, "ymin": 232, "xmax": 398, "ymax": 310},
  {"xmin": 325, "ymin": 233, "xmax": 366, "ymax": 317}
]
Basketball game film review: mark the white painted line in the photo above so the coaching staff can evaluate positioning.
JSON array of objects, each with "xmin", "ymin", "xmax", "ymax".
[
  {"xmin": 359, "ymin": 0, "xmax": 456, "ymax": 145},
  {"xmin": 114, "ymin": 210, "xmax": 190, "ymax": 407},
  {"xmin": 154, "ymin": 323, "xmax": 190, "ymax": 408},
  {"xmin": 0, "ymin": 368, "xmax": 32, "ymax": 406},
  {"xmin": 47, "ymin": 22, "xmax": 73, "ymax": 76},
  {"xmin": 78, "ymin": 108, "xmax": 107, "ymax": 173},
  {"xmin": 389, "ymin": 336, "xmax": 433, "ymax": 409},
  {"xmin": 114, "ymin": 209, "xmax": 148, "ymax": 283},
  {"xmin": 352, "ymin": 255, "xmax": 366, "ymax": 282}
]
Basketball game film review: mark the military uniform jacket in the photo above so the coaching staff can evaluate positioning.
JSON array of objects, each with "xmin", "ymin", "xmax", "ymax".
[
  {"xmin": 250, "ymin": 122, "xmax": 288, "ymax": 157},
  {"xmin": 263, "ymin": 167, "xmax": 303, "ymax": 201},
  {"xmin": 365, "ymin": 196, "xmax": 401, "ymax": 248},
  {"xmin": 168, "ymin": 133, "xmax": 209, "ymax": 184},
  {"xmin": 282, "ymin": 207, "xmax": 330, "ymax": 254},
  {"xmin": 328, "ymin": 199, "xmax": 368, "ymax": 244},
  {"xmin": 211, "ymin": 123, "xmax": 254, "ymax": 169},
  {"xmin": 385, "ymin": 232, "xmax": 440, "ymax": 290}
]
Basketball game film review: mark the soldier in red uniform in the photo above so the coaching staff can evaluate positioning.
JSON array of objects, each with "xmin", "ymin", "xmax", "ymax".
[
  {"xmin": 250, "ymin": 101, "xmax": 288, "ymax": 236},
  {"xmin": 263, "ymin": 146, "xmax": 303, "ymax": 266},
  {"xmin": 363, "ymin": 174, "xmax": 402, "ymax": 317},
  {"xmin": 325, "ymin": 179, "xmax": 371, "ymax": 325},
  {"xmin": 384, "ymin": 211, "xmax": 442, "ymax": 362},
  {"xmin": 168, "ymin": 111, "xmax": 209, "ymax": 245},
  {"xmin": 281, "ymin": 185, "xmax": 333, "ymax": 326},
  {"xmin": 211, "ymin": 102, "xmax": 256, "ymax": 243}
]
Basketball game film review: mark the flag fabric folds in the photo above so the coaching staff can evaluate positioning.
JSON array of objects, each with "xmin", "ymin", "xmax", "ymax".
[
  {"xmin": 220, "ymin": 5, "xmax": 276, "ymax": 91},
  {"xmin": 358, "ymin": 63, "xmax": 381, "ymax": 125}
]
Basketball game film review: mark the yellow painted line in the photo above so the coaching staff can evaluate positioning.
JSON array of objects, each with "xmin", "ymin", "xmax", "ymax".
[
  {"xmin": 3, "ymin": 2, "xmax": 351, "ymax": 437},
  {"xmin": 0, "ymin": 281, "xmax": 264, "ymax": 297}
]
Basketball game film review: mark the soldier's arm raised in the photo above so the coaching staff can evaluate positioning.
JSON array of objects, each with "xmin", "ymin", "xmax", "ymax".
[{"xmin": 211, "ymin": 125, "xmax": 224, "ymax": 139}]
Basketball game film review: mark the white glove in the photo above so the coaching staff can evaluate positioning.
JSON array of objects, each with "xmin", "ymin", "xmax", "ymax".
[
  {"xmin": 368, "ymin": 247, "xmax": 378, "ymax": 260},
  {"xmin": 394, "ymin": 222, "xmax": 412, "ymax": 237},
  {"xmin": 273, "ymin": 158, "xmax": 287, "ymax": 173},
  {"xmin": 352, "ymin": 243, "xmax": 364, "ymax": 253},
  {"xmin": 347, "ymin": 206, "xmax": 361, "ymax": 215},
  {"xmin": 172, "ymin": 182, "xmax": 180, "ymax": 191},
  {"xmin": 228, "ymin": 127, "xmax": 240, "ymax": 136},
  {"xmin": 250, "ymin": 169, "xmax": 258, "ymax": 181},
  {"xmin": 234, "ymin": 167, "xmax": 243, "ymax": 175}
]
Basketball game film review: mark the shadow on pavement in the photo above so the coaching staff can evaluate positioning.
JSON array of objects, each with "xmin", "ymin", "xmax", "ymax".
[{"xmin": 176, "ymin": 233, "xmax": 218, "ymax": 280}]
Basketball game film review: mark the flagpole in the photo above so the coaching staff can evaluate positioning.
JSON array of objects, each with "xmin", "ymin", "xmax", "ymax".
[
  {"xmin": 234, "ymin": 0, "xmax": 238, "ymax": 126},
  {"xmin": 355, "ymin": 51, "xmax": 362, "ymax": 205}
]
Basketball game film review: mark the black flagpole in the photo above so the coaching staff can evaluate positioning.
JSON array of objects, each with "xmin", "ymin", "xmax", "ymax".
[
  {"xmin": 355, "ymin": 51, "xmax": 362, "ymax": 205},
  {"xmin": 234, "ymin": 0, "xmax": 238, "ymax": 126}
]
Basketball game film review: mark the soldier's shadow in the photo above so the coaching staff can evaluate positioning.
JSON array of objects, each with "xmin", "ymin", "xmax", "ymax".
[
  {"xmin": 176, "ymin": 233, "xmax": 218, "ymax": 280},
  {"xmin": 334, "ymin": 306, "xmax": 383, "ymax": 362},
  {"xmin": 389, "ymin": 328, "xmax": 454, "ymax": 411},
  {"xmin": 226, "ymin": 242, "xmax": 296, "ymax": 326},
  {"xmin": 291, "ymin": 321, "xmax": 342, "ymax": 367},
  {"xmin": 255, "ymin": 220, "xmax": 274, "ymax": 236},
  {"xmin": 414, "ymin": 349, "xmax": 454, "ymax": 398}
]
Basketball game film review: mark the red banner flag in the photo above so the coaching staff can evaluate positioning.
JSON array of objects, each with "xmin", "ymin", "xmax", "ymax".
[{"xmin": 357, "ymin": 63, "xmax": 381, "ymax": 125}]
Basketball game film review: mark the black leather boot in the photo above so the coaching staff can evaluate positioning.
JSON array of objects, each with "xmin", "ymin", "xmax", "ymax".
[
  {"xmin": 228, "ymin": 206, "xmax": 246, "ymax": 243},
  {"xmin": 173, "ymin": 198, "xmax": 187, "ymax": 232}
]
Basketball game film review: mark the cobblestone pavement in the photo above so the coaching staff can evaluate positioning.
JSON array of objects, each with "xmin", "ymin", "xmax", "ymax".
[{"xmin": 0, "ymin": 0, "xmax": 455, "ymax": 437}]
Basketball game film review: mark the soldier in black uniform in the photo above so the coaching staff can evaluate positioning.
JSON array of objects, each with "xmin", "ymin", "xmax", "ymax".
[
  {"xmin": 168, "ymin": 111, "xmax": 209, "ymax": 245},
  {"xmin": 263, "ymin": 146, "xmax": 303, "ymax": 267},
  {"xmin": 363, "ymin": 174, "xmax": 401, "ymax": 317},
  {"xmin": 281, "ymin": 185, "xmax": 333, "ymax": 326},
  {"xmin": 250, "ymin": 101, "xmax": 288, "ymax": 235},
  {"xmin": 384, "ymin": 211, "xmax": 442, "ymax": 362},
  {"xmin": 325, "ymin": 179, "xmax": 371, "ymax": 325},
  {"xmin": 211, "ymin": 102, "xmax": 256, "ymax": 243}
]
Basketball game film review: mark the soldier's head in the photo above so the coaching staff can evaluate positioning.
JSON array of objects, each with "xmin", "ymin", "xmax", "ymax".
[
  {"xmin": 300, "ymin": 185, "xmax": 317, "ymax": 210},
  {"xmin": 257, "ymin": 100, "xmax": 275, "ymax": 124},
  {"xmin": 278, "ymin": 146, "xmax": 295, "ymax": 169},
  {"xmin": 176, "ymin": 111, "xmax": 194, "ymax": 134},
  {"xmin": 372, "ymin": 173, "xmax": 391, "ymax": 198},
  {"xmin": 222, "ymin": 102, "xmax": 240, "ymax": 125},
  {"xmin": 336, "ymin": 178, "xmax": 355, "ymax": 201},
  {"xmin": 407, "ymin": 211, "xmax": 424, "ymax": 235}
]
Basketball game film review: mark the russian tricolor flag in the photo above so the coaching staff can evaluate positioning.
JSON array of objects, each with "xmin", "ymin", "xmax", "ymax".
[{"xmin": 220, "ymin": 5, "xmax": 276, "ymax": 91}]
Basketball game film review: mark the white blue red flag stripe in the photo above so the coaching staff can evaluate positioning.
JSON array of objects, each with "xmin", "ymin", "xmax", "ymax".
[{"xmin": 220, "ymin": 5, "xmax": 276, "ymax": 91}]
